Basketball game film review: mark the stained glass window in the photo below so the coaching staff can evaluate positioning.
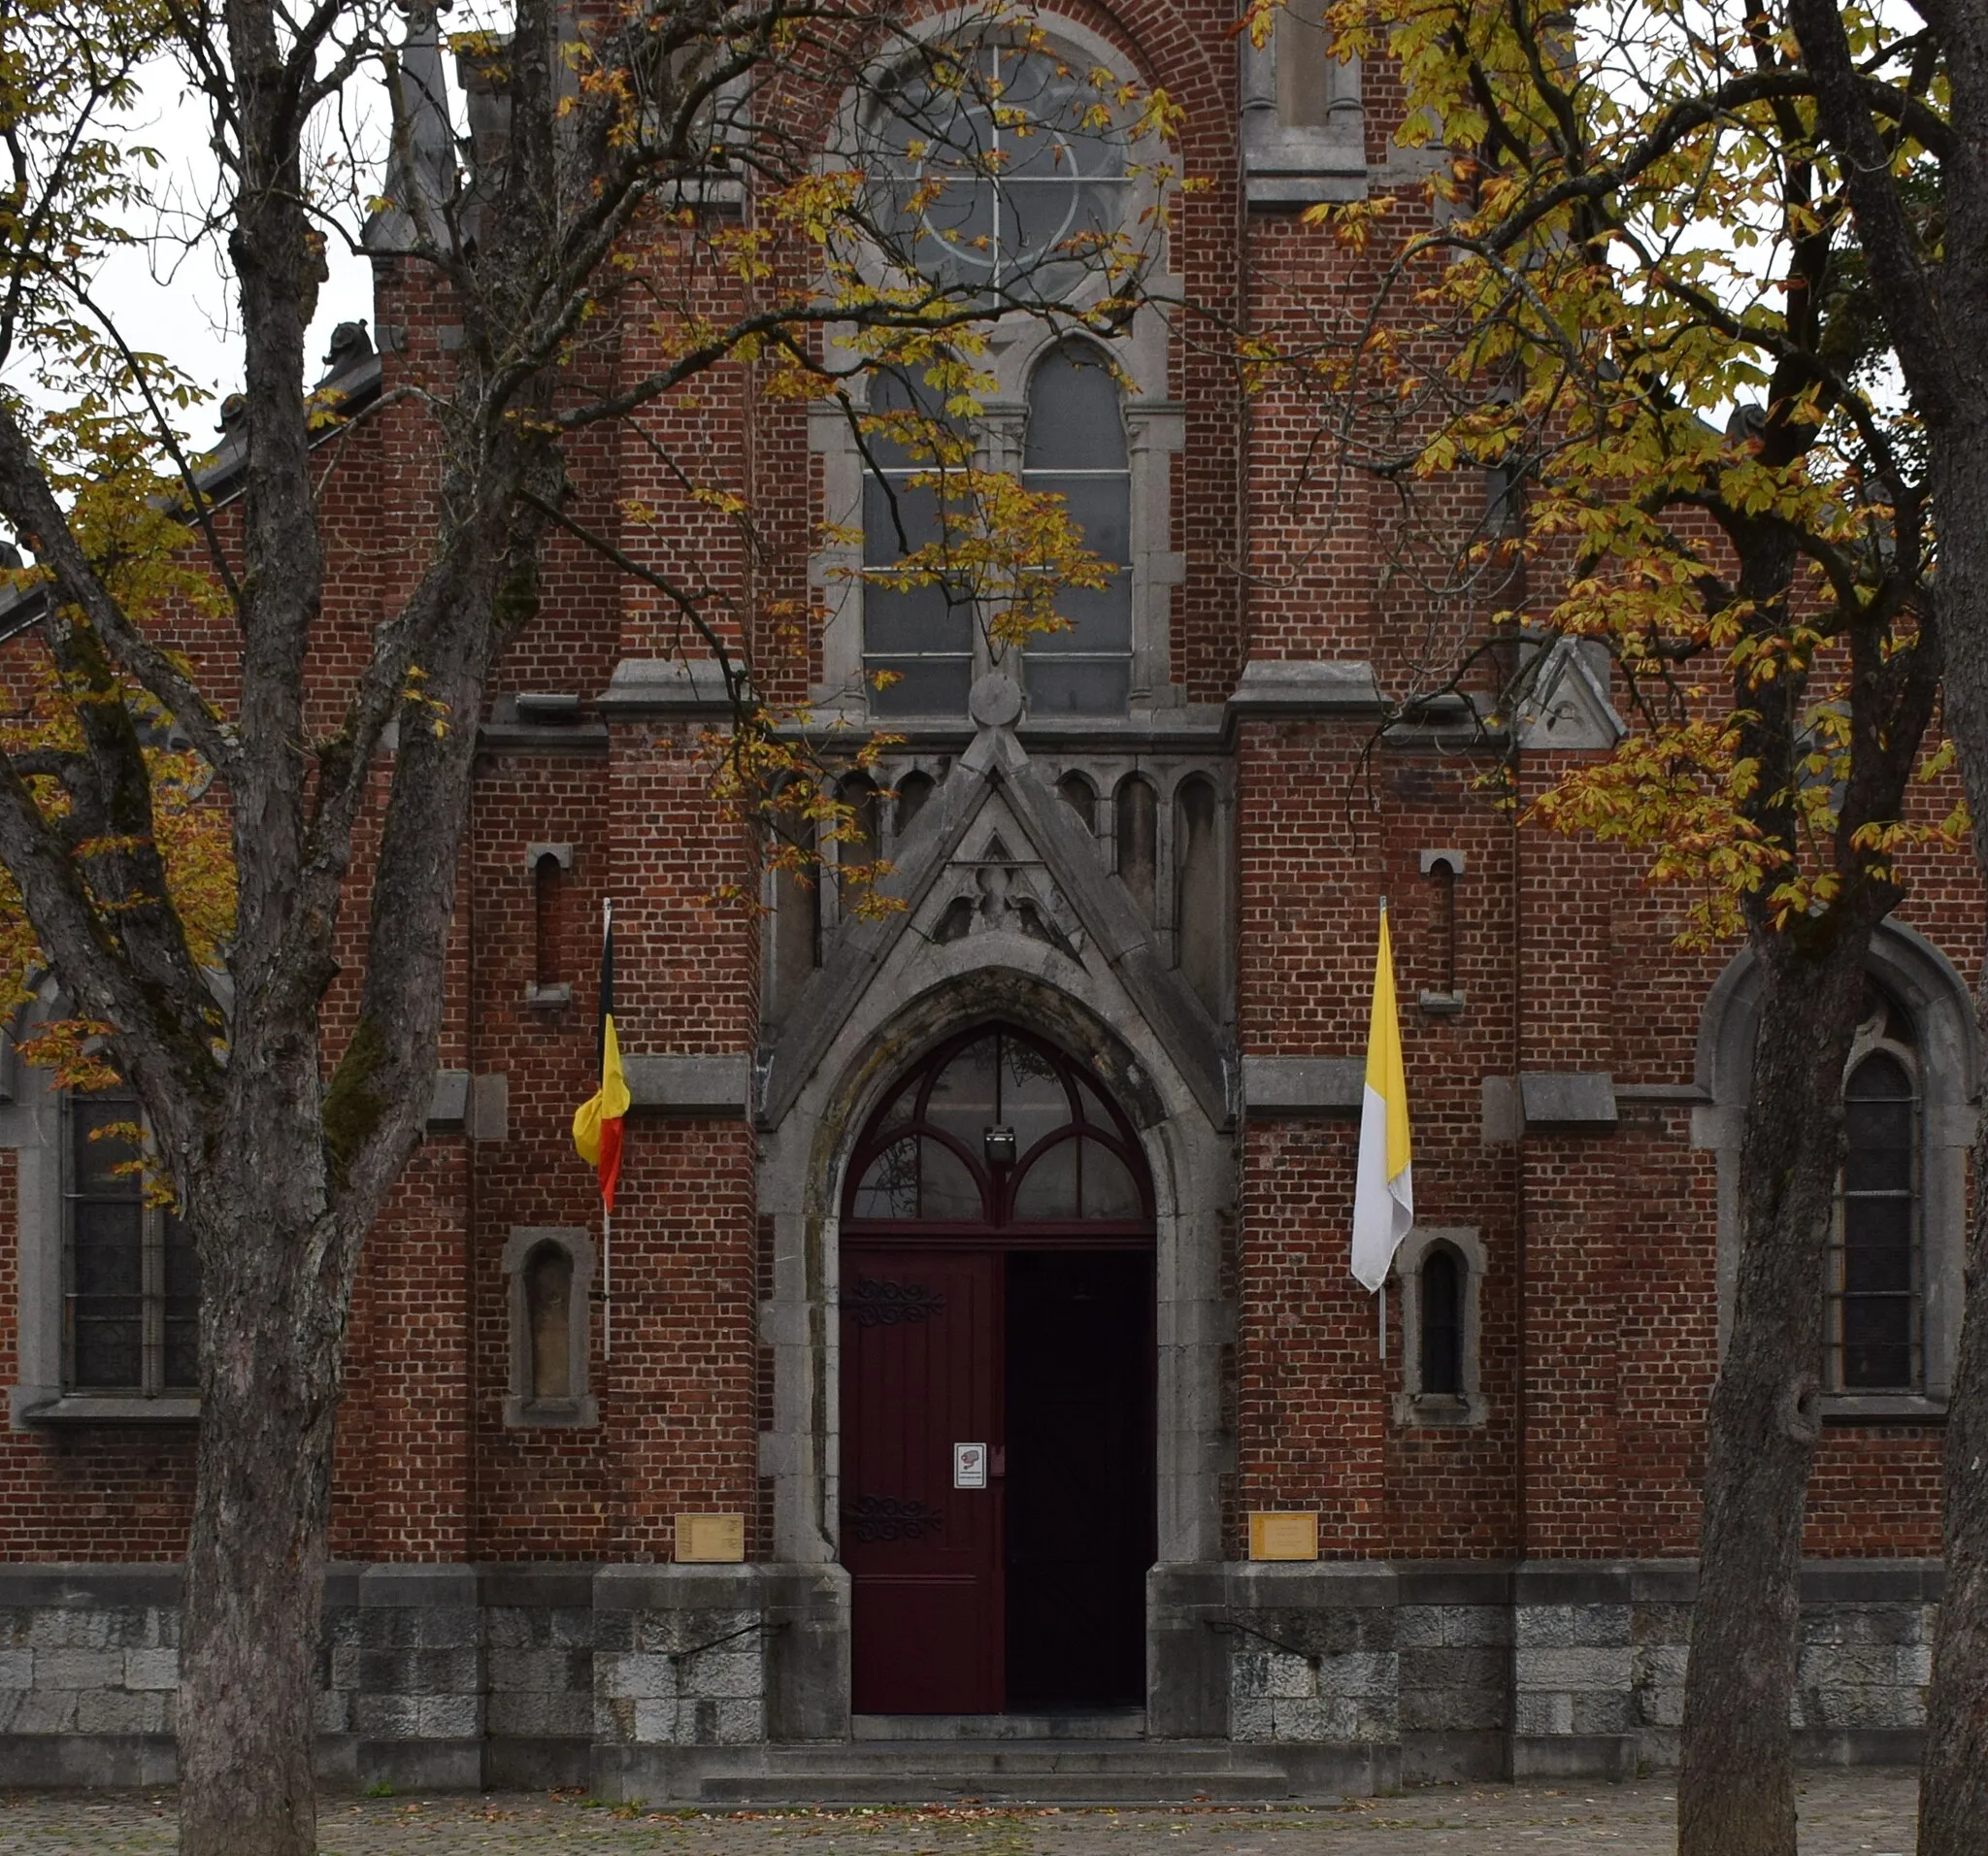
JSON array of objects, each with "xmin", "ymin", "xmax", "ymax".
[{"xmin": 845, "ymin": 1024, "xmax": 1148, "ymax": 1227}]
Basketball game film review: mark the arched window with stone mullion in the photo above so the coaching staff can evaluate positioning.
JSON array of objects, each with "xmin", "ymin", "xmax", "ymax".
[
  {"xmin": 1830, "ymin": 990, "xmax": 1925, "ymax": 1394},
  {"xmin": 1020, "ymin": 343, "xmax": 1132, "ymax": 715}
]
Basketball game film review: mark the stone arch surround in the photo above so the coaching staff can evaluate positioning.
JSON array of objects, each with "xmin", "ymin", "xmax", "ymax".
[
  {"xmin": 754, "ymin": 946, "xmax": 1235, "ymax": 1729},
  {"xmin": 1692, "ymin": 917, "xmax": 1977, "ymax": 1415},
  {"xmin": 757, "ymin": 955, "xmax": 1233, "ymax": 1556}
]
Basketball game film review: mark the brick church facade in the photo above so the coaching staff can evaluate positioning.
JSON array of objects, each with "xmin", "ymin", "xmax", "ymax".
[{"xmin": 0, "ymin": 0, "xmax": 1971, "ymax": 1803}]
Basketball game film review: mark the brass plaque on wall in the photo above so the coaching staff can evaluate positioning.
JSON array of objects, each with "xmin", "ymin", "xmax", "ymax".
[
  {"xmin": 675, "ymin": 1513, "xmax": 746, "ymax": 1563},
  {"xmin": 1247, "ymin": 1511, "xmax": 1319, "ymax": 1562}
]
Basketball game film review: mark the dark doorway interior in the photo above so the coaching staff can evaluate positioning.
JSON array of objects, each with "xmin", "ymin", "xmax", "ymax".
[{"xmin": 1004, "ymin": 1248, "xmax": 1154, "ymax": 1708}]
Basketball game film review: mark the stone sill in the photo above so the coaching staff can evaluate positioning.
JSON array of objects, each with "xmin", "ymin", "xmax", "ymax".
[
  {"xmin": 503, "ymin": 1395, "xmax": 600, "ymax": 1430},
  {"xmin": 16, "ymin": 1395, "xmax": 198, "ymax": 1426},
  {"xmin": 773, "ymin": 706, "xmax": 1230, "ymax": 752},
  {"xmin": 1392, "ymin": 1393, "xmax": 1489, "ymax": 1431},
  {"xmin": 1822, "ymin": 1393, "xmax": 1948, "ymax": 1424}
]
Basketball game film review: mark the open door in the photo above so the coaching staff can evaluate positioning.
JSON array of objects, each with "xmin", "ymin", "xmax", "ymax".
[{"xmin": 839, "ymin": 1025, "xmax": 1155, "ymax": 1715}]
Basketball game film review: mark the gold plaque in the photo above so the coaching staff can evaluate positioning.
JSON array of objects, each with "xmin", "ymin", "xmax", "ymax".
[
  {"xmin": 675, "ymin": 1513, "xmax": 746, "ymax": 1563},
  {"xmin": 1248, "ymin": 1511, "xmax": 1319, "ymax": 1562}
]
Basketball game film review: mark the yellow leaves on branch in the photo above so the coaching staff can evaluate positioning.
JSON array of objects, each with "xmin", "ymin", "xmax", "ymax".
[
  {"xmin": 0, "ymin": 654, "xmax": 235, "ymax": 1085},
  {"xmin": 1528, "ymin": 721, "xmax": 1783, "ymax": 946},
  {"xmin": 703, "ymin": 713, "xmax": 908, "ymax": 925}
]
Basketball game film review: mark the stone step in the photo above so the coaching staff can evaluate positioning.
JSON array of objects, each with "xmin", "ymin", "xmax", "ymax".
[
  {"xmin": 698, "ymin": 1771, "xmax": 1298, "ymax": 1806},
  {"xmin": 692, "ymin": 1740, "xmax": 1302, "ymax": 1806},
  {"xmin": 746, "ymin": 1739, "xmax": 1279, "ymax": 1774},
  {"xmin": 852, "ymin": 1711, "xmax": 1148, "ymax": 1741}
]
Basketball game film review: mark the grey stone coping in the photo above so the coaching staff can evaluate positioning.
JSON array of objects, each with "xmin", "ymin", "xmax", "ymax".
[
  {"xmin": 621, "ymin": 1055, "xmax": 750, "ymax": 1115},
  {"xmin": 1518, "ymin": 1072, "xmax": 1618, "ymax": 1128},
  {"xmin": 1245, "ymin": 170, "xmax": 1371, "ymax": 208},
  {"xmin": 0, "ymin": 1554, "xmax": 1941, "ymax": 1618},
  {"xmin": 0, "ymin": 1563, "xmax": 183, "ymax": 1607},
  {"xmin": 475, "ymin": 721, "xmax": 610, "ymax": 756},
  {"xmin": 592, "ymin": 1565, "xmax": 767, "ymax": 1611},
  {"xmin": 357, "ymin": 1565, "xmax": 480, "ymax": 1607},
  {"xmin": 1511, "ymin": 1562, "xmax": 1645, "ymax": 1607},
  {"xmin": 476, "ymin": 1565, "xmax": 600, "ymax": 1608},
  {"xmin": 600, "ymin": 659, "xmax": 741, "ymax": 717},
  {"xmin": 1226, "ymin": 659, "xmax": 1384, "ymax": 718},
  {"xmin": 1395, "ymin": 1564, "xmax": 1516, "ymax": 1607},
  {"xmin": 1799, "ymin": 1559, "xmax": 1943, "ymax": 1604},
  {"xmin": 764, "ymin": 708, "xmax": 1232, "ymax": 752},
  {"xmin": 1241, "ymin": 1055, "xmax": 1364, "ymax": 1114},
  {"xmin": 323, "ymin": 1565, "xmax": 364, "ymax": 1607},
  {"xmin": 1224, "ymin": 1562, "xmax": 1397, "ymax": 1607}
]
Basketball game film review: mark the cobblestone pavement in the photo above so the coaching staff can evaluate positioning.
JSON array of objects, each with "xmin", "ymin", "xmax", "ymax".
[{"xmin": 0, "ymin": 1772, "xmax": 1921, "ymax": 1855}]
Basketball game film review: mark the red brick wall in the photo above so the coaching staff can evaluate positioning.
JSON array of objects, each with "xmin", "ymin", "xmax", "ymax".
[{"xmin": 0, "ymin": 1, "xmax": 1972, "ymax": 1573}]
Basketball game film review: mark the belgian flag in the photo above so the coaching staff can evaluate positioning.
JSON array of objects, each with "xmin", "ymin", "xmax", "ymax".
[{"xmin": 571, "ymin": 899, "xmax": 629, "ymax": 1212}]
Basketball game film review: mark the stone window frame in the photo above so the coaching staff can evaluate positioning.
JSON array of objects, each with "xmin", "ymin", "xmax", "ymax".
[
  {"xmin": 61, "ymin": 1086, "xmax": 196, "ymax": 1400},
  {"xmin": 1239, "ymin": 0, "xmax": 1367, "ymax": 208},
  {"xmin": 503, "ymin": 1225, "xmax": 599, "ymax": 1428},
  {"xmin": 811, "ymin": 14, "xmax": 1187, "ymax": 724},
  {"xmin": 1695, "ymin": 919, "xmax": 1975, "ymax": 1421},
  {"xmin": 1391, "ymin": 1225, "xmax": 1489, "ymax": 1429},
  {"xmin": 6, "ymin": 992, "xmax": 200, "ymax": 1427}
]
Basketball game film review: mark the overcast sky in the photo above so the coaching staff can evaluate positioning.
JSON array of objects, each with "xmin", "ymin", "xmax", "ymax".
[{"xmin": 87, "ymin": 56, "xmax": 381, "ymax": 436}]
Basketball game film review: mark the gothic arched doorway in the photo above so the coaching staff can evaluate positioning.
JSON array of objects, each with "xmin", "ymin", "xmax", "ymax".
[{"xmin": 839, "ymin": 1023, "xmax": 1156, "ymax": 1715}]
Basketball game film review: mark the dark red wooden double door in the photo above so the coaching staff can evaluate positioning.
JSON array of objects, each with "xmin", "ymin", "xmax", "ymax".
[
  {"xmin": 838, "ymin": 1026, "xmax": 1157, "ymax": 1716},
  {"xmin": 841, "ymin": 1243, "xmax": 1154, "ymax": 1713}
]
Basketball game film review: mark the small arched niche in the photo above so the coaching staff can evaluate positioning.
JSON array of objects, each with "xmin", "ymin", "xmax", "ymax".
[
  {"xmin": 766, "ymin": 780, "xmax": 820, "ymax": 1025},
  {"xmin": 1173, "ymin": 775, "xmax": 1224, "ymax": 1018},
  {"xmin": 523, "ymin": 843, "xmax": 574, "ymax": 1007},
  {"xmin": 1057, "ymin": 770, "xmax": 1098, "ymax": 835},
  {"xmin": 504, "ymin": 1226, "xmax": 597, "ymax": 1427},
  {"xmin": 894, "ymin": 769, "xmax": 936, "ymax": 840},
  {"xmin": 1114, "ymin": 775, "xmax": 1158, "ymax": 922},
  {"xmin": 837, "ymin": 772, "xmax": 884, "ymax": 917}
]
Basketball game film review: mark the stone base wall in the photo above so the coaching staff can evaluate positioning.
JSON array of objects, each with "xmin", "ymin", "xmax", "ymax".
[
  {"xmin": 1172, "ymin": 1558, "xmax": 1940, "ymax": 1785},
  {"xmin": 0, "ymin": 1567, "xmax": 182, "ymax": 1787},
  {"xmin": 0, "ymin": 1561, "xmax": 847, "ymax": 1794},
  {"xmin": 0, "ymin": 1557, "xmax": 1939, "ymax": 1794}
]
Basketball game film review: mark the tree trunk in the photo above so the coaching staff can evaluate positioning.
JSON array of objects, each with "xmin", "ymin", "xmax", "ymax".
[
  {"xmin": 1919, "ymin": 1116, "xmax": 1988, "ymax": 1853},
  {"xmin": 1679, "ymin": 928, "xmax": 1874, "ymax": 1856},
  {"xmin": 176, "ymin": 1077, "xmax": 353, "ymax": 1856},
  {"xmin": 1915, "ymin": 434, "xmax": 1988, "ymax": 1856}
]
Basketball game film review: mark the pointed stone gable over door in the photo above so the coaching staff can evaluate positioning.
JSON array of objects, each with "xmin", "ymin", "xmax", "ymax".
[{"xmin": 757, "ymin": 679, "xmax": 1233, "ymax": 1135}]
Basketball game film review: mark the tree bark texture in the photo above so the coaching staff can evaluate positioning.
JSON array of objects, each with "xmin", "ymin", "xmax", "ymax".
[
  {"xmin": 1786, "ymin": 0, "xmax": 1988, "ymax": 1831},
  {"xmin": 1915, "ymin": 431, "xmax": 1988, "ymax": 1856},
  {"xmin": 1677, "ymin": 923, "xmax": 1886, "ymax": 1856},
  {"xmin": 178, "ymin": 1202, "xmax": 342, "ymax": 1856}
]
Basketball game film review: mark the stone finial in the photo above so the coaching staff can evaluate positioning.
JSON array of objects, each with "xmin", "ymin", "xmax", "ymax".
[{"xmin": 968, "ymin": 671, "xmax": 1023, "ymax": 730}]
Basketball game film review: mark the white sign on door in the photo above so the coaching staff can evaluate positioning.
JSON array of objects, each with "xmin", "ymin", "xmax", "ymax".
[{"xmin": 953, "ymin": 1442, "xmax": 988, "ymax": 1489}]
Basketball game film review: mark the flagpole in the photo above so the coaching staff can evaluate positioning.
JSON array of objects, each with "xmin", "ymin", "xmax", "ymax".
[
  {"xmin": 602, "ymin": 896, "xmax": 613, "ymax": 1366},
  {"xmin": 1377, "ymin": 896, "xmax": 1389, "ymax": 1367}
]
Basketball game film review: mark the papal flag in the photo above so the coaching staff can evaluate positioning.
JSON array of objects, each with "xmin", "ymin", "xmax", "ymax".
[
  {"xmin": 1350, "ymin": 901, "xmax": 1413, "ymax": 1293},
  {"xmin": 572, "ymin": 899, "xmax": 630, "ymax": 1213}
]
